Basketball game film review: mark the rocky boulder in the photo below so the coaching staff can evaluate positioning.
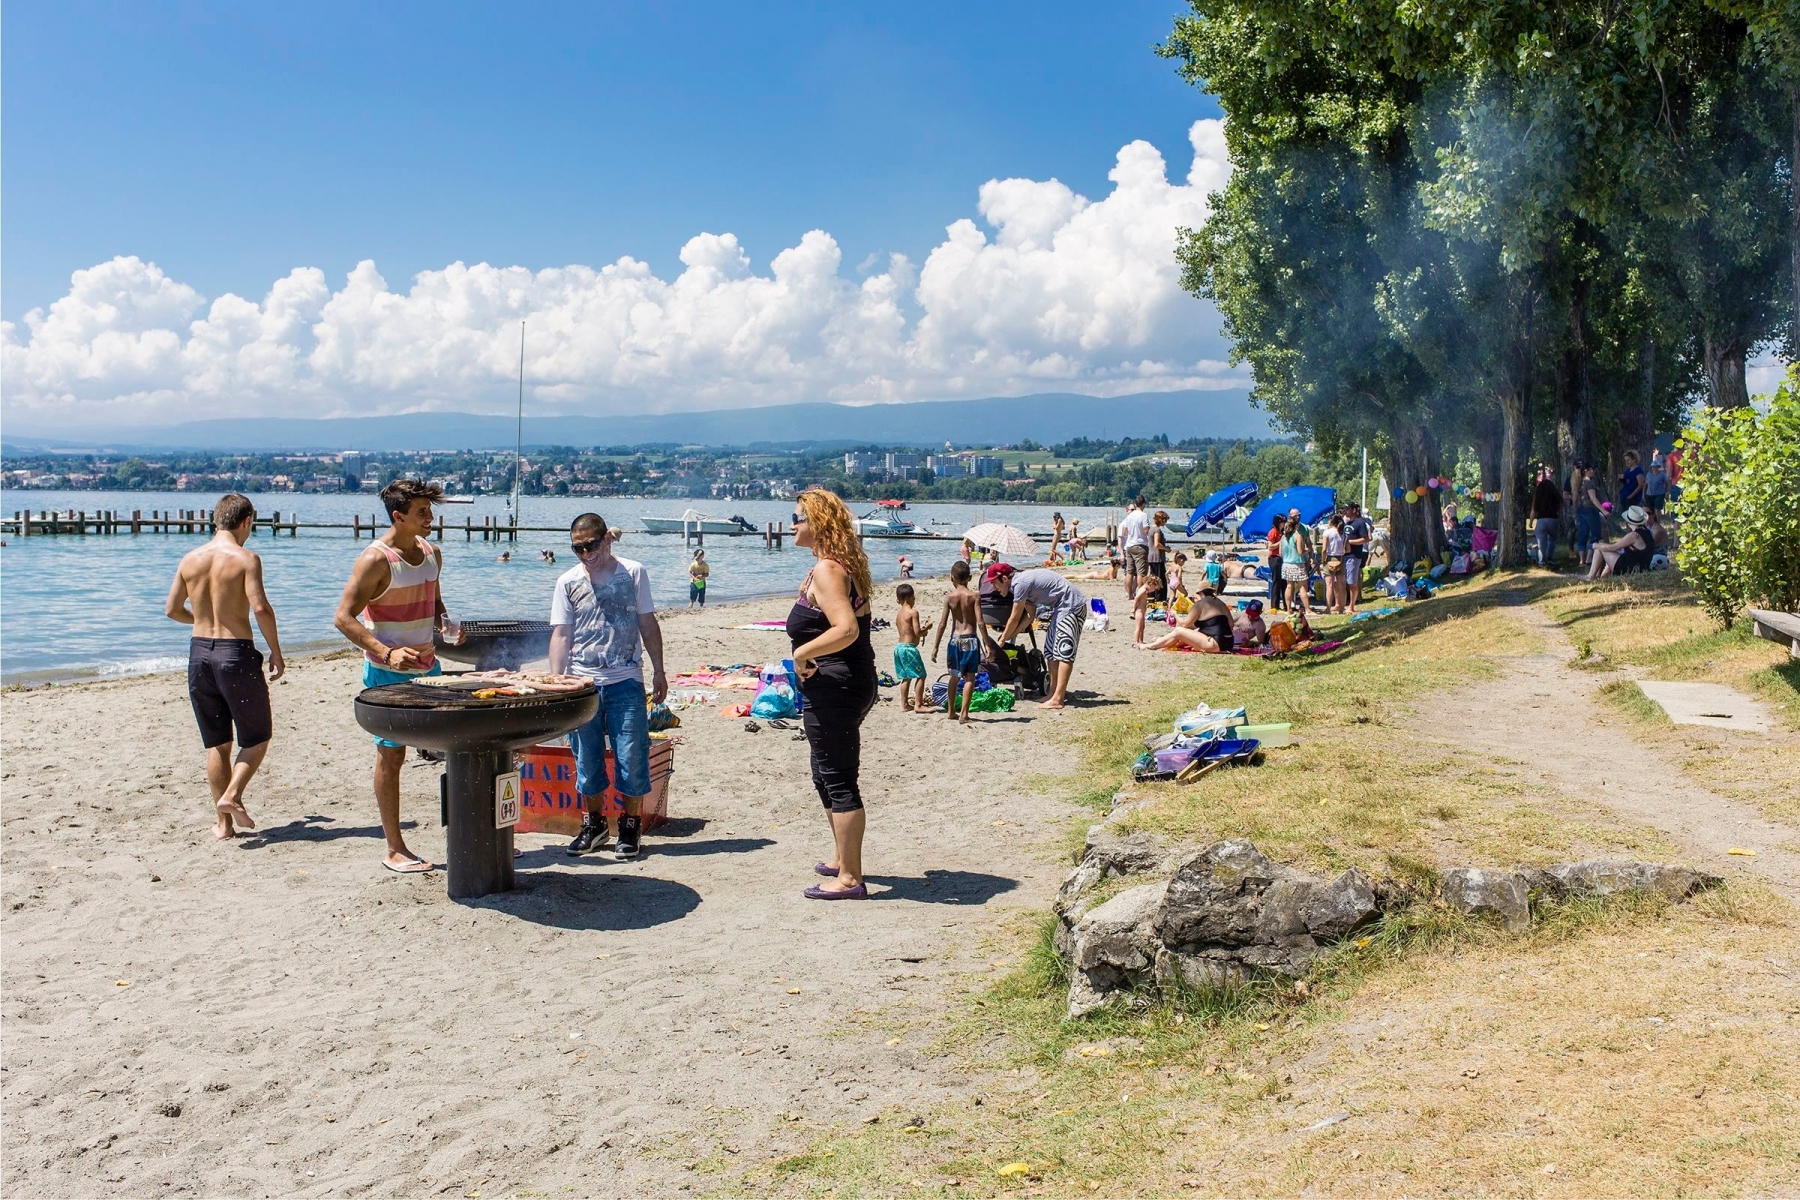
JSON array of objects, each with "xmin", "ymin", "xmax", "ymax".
[
  {"xmin": 1522, "ymin": 860, "xmax": 1722, "ymax": 902},
  {"xmin": 1065, "ymin": 882, "xmax": 1166, "ymax": 1017},
  {"xmin": 1440, "ymin": 867, "xmax": 1529, "ymax": 932}
]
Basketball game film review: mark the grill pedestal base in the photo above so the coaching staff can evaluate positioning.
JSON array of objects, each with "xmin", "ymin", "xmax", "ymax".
[{"xmin": 444, "ymin": 750, "xmax": 516, "ymax": 899}]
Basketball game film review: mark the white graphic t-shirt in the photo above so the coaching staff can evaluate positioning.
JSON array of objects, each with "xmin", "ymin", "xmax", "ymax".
[{"xmin": 550, "ymin": 556, "xmax": 655, "ymax": 685}]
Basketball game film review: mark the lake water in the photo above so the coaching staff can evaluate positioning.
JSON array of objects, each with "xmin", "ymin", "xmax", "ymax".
[{"xmin": 0, "ymin": 491, "xmax": 1134, "ymax": 683}]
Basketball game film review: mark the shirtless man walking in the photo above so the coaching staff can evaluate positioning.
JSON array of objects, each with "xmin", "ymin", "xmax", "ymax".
[
  {"xmin": 165, "ymin": 493, "xmax": 285, "ymax": 839},
  {"xmin": 333, "ymin": 479, "xmax": 461, "ymax": 874}
]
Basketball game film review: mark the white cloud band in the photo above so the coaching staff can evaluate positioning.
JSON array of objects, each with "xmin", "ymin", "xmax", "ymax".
[{"xmin": 3, "ymin": 120, "xmax": 1240, "ymax": 425}]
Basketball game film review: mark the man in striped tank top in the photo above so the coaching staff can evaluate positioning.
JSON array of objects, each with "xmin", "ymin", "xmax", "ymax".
[{"xmin": 334, "ymin": 479, "xmax": 462, "ymax": 874}]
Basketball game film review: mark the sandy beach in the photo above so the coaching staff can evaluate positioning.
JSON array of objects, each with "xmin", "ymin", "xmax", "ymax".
[{"xmin": 1, "ymin": 569, "xmax": 1165, "ymax": 1197}]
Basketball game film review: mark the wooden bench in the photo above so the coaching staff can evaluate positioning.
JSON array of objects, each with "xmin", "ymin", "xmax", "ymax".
[{"xmin": 1747, "ymin": 608, "xmax": 1800, "ymax": 659}]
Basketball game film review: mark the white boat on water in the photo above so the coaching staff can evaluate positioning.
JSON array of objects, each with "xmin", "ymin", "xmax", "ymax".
[
  {"xmin": 856, "ymin": 510, "xmax": 917, "ymax": 537},
  {"xmin": 641, "ymin": 508, "xmax": 759, "ymax": 536}
]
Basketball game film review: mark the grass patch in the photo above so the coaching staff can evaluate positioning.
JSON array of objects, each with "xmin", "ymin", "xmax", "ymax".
[
  {"xmin": 1542, "ymin": 571, "xmax": 1800, "ymax": 827},
  {"xmin": 767, "ymin": 881, "xmax": 1792, "ymax": 1196}
]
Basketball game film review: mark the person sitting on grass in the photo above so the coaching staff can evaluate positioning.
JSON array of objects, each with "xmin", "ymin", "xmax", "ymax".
[
  {"xmin": 1586, "ymin": 506, "xmax": 1656, "ymax": 579},
  {"xmin": 1233, "ymin": 599, "xmax": 1268, "ymax": 648},
  {"xmin": 1137, "ymin": 586, "xmax": 1234, "ymax": 653}
]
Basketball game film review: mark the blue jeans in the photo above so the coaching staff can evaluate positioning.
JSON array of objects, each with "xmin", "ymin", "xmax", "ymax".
[
  {"xmin": 1534, "ymin": 517, "xmax": 1558, "ymax": 566},
  {"xmin": 568, "ymin": 677, "xmax": 650, "ymax": 798},
  {"xmin": 1576, "ymin": 509, "xmax": 1602, "ymax": 554}
]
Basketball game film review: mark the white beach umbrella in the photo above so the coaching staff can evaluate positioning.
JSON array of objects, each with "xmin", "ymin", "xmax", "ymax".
[{"xmin": 962, "ymin": 522, "xmax": 1038, "ymax": 558}]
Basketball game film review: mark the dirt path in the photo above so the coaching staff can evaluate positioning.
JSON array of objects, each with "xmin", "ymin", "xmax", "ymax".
[
  {"xmin": 1411, "ymin": 591, "xmax": 1800, "ymax": 897},
  {"xmin": 1, "ymin": 577, "xmax": 1164, "ymax": 1198}
]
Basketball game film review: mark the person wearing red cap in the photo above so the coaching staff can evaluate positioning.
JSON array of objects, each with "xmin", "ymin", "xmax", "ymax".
[{"xmin": 988, "ymin": 563, "xmax": 1087, "ymax": 709}]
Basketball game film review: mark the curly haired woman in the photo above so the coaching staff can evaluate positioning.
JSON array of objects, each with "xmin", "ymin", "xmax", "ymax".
[{"xmin": 786, "ymin": 489, "xmax": 879, "ymax": 899}]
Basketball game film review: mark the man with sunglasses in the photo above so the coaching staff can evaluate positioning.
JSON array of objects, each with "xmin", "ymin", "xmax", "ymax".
[{"xmin": 550, "ymin": 513, "xmax": 668, "ymax": 859}]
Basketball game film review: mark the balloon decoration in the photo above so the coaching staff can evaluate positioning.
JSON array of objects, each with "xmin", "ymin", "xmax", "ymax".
[
  {"xmin": 1392, "ymin": 487, "xmax": 1405, "ymax": 500},
  {"xmin": 1404, "ymin": 489, "xmax": 1420, "ymax": 503},
  {"xmin": 1415, "ymin": 485, "xmax": 1429, "ymax": 498},
  {"xmin": 1427, "ymin": 477, "xmax": 1441, "ymax": 489}
]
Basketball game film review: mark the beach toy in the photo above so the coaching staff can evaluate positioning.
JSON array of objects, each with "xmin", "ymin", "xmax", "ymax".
[{"xmin": 1090, "ymin": 597, "xmax": 1107, "ymax": 615}]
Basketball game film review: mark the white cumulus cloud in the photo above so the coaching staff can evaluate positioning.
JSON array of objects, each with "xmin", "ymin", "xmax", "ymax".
[{"xmin": 2, "ymin": 120, "xmax": 1240, "ymax": 427}]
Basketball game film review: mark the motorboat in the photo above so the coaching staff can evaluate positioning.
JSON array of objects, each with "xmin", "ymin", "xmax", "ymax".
[
  {"xmin": 856, "ymin": 509, "xmax": 917, "ymax": 537},
  {"xmin": 641, "ymin": 509, "xmax": 759, "ymax": 536}
]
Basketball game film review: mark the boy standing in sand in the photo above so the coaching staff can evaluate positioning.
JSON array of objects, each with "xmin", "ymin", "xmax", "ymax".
[
  {"xmin": 892, "ymin": 583, "xmax": 933, "ymax": 712},
  {"xmin": 930, "ymin": 561, "xmax": 983, "ymax": 724},
  {"xmin": 165, "ymin": 493, "xmax": 286, "ymax": 840},
  {"xmin": 333, "ymin": 479, "xmax": 461, "ymax": 874}
]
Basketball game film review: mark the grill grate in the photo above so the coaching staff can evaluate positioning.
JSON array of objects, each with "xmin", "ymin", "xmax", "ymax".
[{"xmin": 357, "ymin": 678, "xmax": 593, "ymax": 710}]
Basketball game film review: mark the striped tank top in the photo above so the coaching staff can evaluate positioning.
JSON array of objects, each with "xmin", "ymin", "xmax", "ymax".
[{"xmin": 361, "ymin": 541, "xmax": 440, "ymax": 672}]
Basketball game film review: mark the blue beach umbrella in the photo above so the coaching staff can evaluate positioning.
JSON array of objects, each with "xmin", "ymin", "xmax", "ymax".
[
  {"xmin": 1237, "ymin": 485, "xmax": 1338, "ymax": 540},
  {"xmin": 1186, "ymin": 481, "xmax": 1258, "ymax": 536}
]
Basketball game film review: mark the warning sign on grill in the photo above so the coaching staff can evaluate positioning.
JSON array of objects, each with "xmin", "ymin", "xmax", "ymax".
[{"xmin": 494, "ymin": 771, "xmax": 521, "ymax": 828}]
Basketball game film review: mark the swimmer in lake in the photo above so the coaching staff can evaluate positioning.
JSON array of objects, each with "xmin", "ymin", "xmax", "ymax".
[{"xmin": 164, "ymin": 493, "xmax": 286, "ymax": 839}]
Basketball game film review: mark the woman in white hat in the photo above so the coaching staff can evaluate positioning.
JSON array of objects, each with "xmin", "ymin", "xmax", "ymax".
[{"xmin": 1585, "ymin": 505, "xmax": 1655, "ymax": 580}]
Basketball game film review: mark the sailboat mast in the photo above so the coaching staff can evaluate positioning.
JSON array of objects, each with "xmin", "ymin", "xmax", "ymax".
[{"xmin": 512, "ymin": 320, "xmax": 525, "ymax": 523}]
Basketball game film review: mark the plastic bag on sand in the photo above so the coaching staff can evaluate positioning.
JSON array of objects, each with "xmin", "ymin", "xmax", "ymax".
[{"xmin": 750, "ymin": 671, "xmax": 799, "ymax": 719}]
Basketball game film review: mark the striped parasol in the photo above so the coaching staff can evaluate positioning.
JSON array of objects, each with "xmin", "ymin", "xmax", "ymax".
[{"xmin": 962, "ymin": 522, "xmax": 1038, "ymax": 558}]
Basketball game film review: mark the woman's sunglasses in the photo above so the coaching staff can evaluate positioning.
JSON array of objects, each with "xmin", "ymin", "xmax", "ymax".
[{"xmin": 790, "ymin": 513, "xmax": 808, "ymax": 525}]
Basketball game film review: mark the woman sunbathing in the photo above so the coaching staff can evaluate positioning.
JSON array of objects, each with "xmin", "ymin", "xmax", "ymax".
[{"xmin": 1137, "ymin": 587, "xmax": 1234, "ymax": 653}]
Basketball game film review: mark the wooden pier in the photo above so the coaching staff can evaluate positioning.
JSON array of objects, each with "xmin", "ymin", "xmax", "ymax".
[
  {"xmin": 3, "ymin": 508, "xmax": 548, "ymax": 542},
  {"xmin": 3, "ymin": 509, "xmax": 1229, "ymax": 549}
]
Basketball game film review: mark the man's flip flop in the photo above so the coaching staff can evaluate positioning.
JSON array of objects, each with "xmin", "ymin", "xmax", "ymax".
[
  {"xmin": 744, "ymin": 720, "xmax": 762, "ymax": 733},
  {"xmin": 769, "ymin": 718, "xmax": 794, "ymax": 730},
  {"xmin": 383, "ymin": 855, "xmax": 435, "ymax": 874}
]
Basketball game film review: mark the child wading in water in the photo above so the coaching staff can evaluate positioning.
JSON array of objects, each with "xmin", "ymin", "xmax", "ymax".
[
  {"xmin": 892, "ymin": 583, "xmax": 934, "ymax": 713},
  {"xmin": 930, "ymin": 561, "xmax": 984, "ymax": 725}
]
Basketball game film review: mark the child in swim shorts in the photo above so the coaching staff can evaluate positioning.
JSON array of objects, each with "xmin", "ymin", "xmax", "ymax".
[{"xmin": 893, "ymin": 583, "xmax": 932, "ymax": 712}]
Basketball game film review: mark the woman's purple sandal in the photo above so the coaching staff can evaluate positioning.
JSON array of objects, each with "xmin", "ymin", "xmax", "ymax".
[
  {"xmin": 804, "ymin": 883, "xmax": 868, "ymax": 900},
  {"xmin": 814, "ymin": 863, "xmax": 840, "ymax": 877}
]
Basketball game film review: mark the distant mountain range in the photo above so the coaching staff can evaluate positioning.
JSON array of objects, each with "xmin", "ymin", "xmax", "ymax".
[{"xmin": 2, "ymin": 388, "xmax": 1270, "ymax": 453}]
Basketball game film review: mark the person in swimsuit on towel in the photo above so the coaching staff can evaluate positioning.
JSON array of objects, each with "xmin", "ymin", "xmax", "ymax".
[
  {"xmin": 1137, "ymin": 587, "xmax": 1234, "ymax": 653},
  {"xmin": 165, "ymin": 493, "xmax": 286, "ymax": 840}
]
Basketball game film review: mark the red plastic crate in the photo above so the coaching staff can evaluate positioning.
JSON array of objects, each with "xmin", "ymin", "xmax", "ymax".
[{"xmin": 514, "ymin": 740, "xmax": 674, "ymax": 835}]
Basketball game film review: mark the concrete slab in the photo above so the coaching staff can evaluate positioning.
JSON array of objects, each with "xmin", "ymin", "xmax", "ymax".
[{"xmin": 1636, "ymin": 680, "xmax": 1776, "ymax": 733}]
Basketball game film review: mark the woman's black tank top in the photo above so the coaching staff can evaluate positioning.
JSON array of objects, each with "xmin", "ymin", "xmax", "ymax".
[{"xmin": 786, "ymin": 568, "xmax": 877, "ymax": 686}]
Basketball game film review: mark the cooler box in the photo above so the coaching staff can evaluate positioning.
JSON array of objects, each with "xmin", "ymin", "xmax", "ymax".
[{"xmin": 514, "ymin": 737, "xmax": 675, "ymax": 835}]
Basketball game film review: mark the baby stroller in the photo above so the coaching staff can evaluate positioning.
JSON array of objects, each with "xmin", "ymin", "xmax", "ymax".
[{"xmin": 979, "ymin": 592, "xmax": 1049, "ymax": 697}]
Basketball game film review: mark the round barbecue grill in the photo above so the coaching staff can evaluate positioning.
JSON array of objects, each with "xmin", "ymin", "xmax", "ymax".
[
  {"xmin": 355, "ymin": 677, "xmax": 597, "ymax": 899},
  {"xmin": 435, "ymin": 619, "xmax": 555, "ymax": 671}
]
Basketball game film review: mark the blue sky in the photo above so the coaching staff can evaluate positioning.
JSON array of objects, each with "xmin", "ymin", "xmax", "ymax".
[
  {"xmin": 4, "ymin": 0, "xmax": 1217, "ymax": 316},
  {"xmin": 3, "ymin": 0, "xmax": 1249, "ymax": 426}
]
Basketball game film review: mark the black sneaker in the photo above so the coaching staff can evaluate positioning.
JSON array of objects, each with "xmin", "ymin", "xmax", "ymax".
[
  {"xmin": 566, "ymin": 815, "xmax": 610, "ymax": 856},
  {"xmin": 611, "ymin": 815, "xmax": 641, "ymax": 860}
]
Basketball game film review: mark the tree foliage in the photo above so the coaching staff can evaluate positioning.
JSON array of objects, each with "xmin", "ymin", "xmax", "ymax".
[
  {"xmin": 1673, "ymin": 367, "xmax": 1800, "ymax": 626},
  {"xmin": 1164, "ymin": 0, "xmax": 1795, "ymax": 568}
]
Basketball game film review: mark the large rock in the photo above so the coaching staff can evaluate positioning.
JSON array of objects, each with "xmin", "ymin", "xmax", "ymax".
[
  {"xmin": 1056, "ymin": 831, "xmax": 1168, "ymax": 913},
  {"xmin": 1153, "ymin": 947, "xmax": 1250, "ymax": 992},
  {"xmin": 1302, "ymin": 867, "xmax": 1381, "ymax": 940},
  {"xmin": 1155, "ymin": 839, "xmax": 1290, "ymax": 947},
  {"xmin": 1523, "ymin": 860, "xmax": 1722, "ymax": 902},
  {"xmin": 1440, "ymin": 867, "xmax": 1529, "ymax": 932},
  {"xmin": 1065, "ymin": 882, "xmax": 1166, "ymax": 1017},
  {"xmin": 1151, "ymin": 841, "xmax": 1376, "ymax": 978}
]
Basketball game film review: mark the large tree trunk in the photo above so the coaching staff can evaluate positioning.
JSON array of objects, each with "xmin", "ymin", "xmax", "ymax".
[
  {"xmin": 1378, "ymin": 423, "xmax": 1449, "ymax": 569},
  {"xmin": 1496, "ymin": 385, "xmax": 1534, "ymax": 568},
  {"xmin": 1554, "ymin": 353, "xmax": 1597, "ymax": 494},
  {"xmin": 1472, "ymin": 411, "xmax": 1505, "ymax": 529},
  {"xmin": 1703, "ymin": 330, "xmax": 1751, "ymax": 408},
  {"xmin": 1609, "ymin": 331, "xmax": 1657, "ymax": 495},
  {"xmin": 1792, "ymin": 85, "xmax": 1799, "ymax": 361}
]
